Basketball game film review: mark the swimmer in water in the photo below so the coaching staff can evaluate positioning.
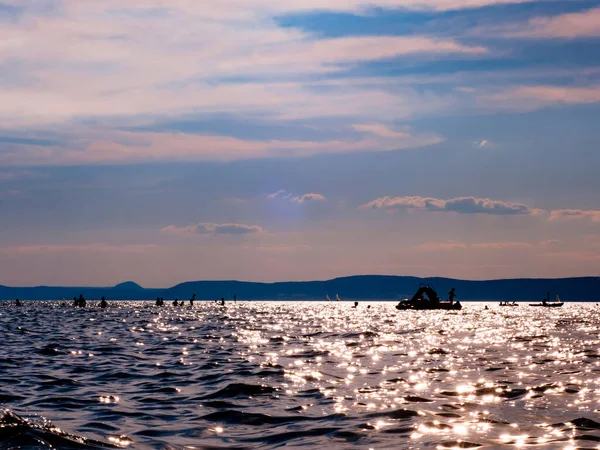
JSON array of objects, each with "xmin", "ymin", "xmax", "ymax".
[
  {"xmin": 351, "ymin": 301, "xmax": 358, "ymax": 308},
  {"xmin": 75, "ymin": 294, "xmax": 86, "ymax": 308},
  {"xmin": 173, "ymin": 299, "xmax": 178, "ymax": 306},
  {"xmin": 15, "ymin": 298, "xmax": 22, "ymax": 307}
]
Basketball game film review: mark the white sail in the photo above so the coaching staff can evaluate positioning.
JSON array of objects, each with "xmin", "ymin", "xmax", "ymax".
[
  {"xmin": 556, "ymin": 295, "xmax": 561, "ymax": 302},
  {"xmin": 336, "ymin": 294, "xmax": 341, "ymax": 302},
  {"xmin": 326, "ymin": 295, "xmax": 331, "ymax": 302}
]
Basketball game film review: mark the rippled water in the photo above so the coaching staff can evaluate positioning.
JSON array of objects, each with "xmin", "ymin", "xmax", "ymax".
[{"xmin": 1, "ymin": 301, "xmax": 600, "ymax": 449}]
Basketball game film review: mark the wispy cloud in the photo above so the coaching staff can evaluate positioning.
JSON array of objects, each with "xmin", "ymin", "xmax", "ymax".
[
  {"xmin": 292, "ymin": 193, "xmax": 326, "ymax": 203},
  {"xmin": 417, "ymin": 240, "xmax": 563, "ymax": 251},
  {"xmin": 549, "ymin": 209, "xmax": 600, "ymax": 222},
  {"xmin": 472, "ymin": 139, "xmax": 492, "ymax": 148},
  {"xmin": 539, "ymin": 239, "xmax": 564, "ymax": 247},
  {"xmin": 508, "ymin": 85, "xmax": 600, "ymax": 105},
  {"xmin": 162, "ymin": 223, "xmax": 264, "ymax": 237},
  {"xmin": 362, "ymin": 195, "xmax": 600, "ymax": 221},
  {"xmin": 268, "ymin": 190, "xmax": 327, "ymax": 203},
  {"xmin": 0, "ymin": 171, "xmax": 35, "ymax": 181},
  {"xmin": 471, "ymin": 242, "xmax": 534, "ymax": 249},
  {"xmin": 253, "ymin": 244, "xmax": 312, "ymax": 253},
  {"xmin": 0, "ymin": 2, "xmax": 484, "ymax": 126},
  {"xmin": 0, "ymin": 243, "xmax": 157, "ymax": 255},
  {"xmin": 361, "ymin": 195, "xmax": 536, "ymax": 215},
  {"xmin": 416, "ymin": 242, "xmax": 468, "ymax": 250},
  {"xmin": 267, "ymin": 190, "xmax": 290, "ymax": 200},
  {"xmin": 0, "ymin": 125, "xmax": 444, "ymax": 165},
  {"xmin": 504, "ymin": 6, "xmax": 600, "ymax": 38},
  {"xmin": 352, "ymin": 124, "xmax": 412, "ymax": 139}
]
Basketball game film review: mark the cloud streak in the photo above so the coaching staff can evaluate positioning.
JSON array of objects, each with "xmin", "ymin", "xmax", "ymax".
[
  {"xmin": 268, "ymin": 190, "xmax": 327, "ymax": 203},
  {"xmin": 0, "ymin": 126, "xmax": 445, "ymax": 166},
  {"xmin": 364, "ymin": 195, "xmax": 600, "ymax": 223},
  {"xmin": 361, "ymin": 195, "xmax": 535, "ymax": 215},
  {"xmin": 417, "ymin": 240, "xmax": 563, "ymax": 251},
  {"xmin": 506, "ymin": 7, "xmax": 600, "ymax": 38},
  {"xmin": 162, "ymin": 223, "xmax": 264, "ymax": 236},
  {"xmin": 549, "ymin": 209, "xmax": 600, "ymax": 222},
  {"xmin": 0, "ymin": 243, "xmax": 157, "ymax": 255}
]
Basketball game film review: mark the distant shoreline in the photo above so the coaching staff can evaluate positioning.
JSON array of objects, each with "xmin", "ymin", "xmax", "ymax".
[{"xmin": 1, "ymin": 275, "xmax": 599, "ymax": 302}]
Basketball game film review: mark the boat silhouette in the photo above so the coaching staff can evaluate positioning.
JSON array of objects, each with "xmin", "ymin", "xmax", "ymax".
[
  {"xmin": 396, "ymin": 284, "xmax": 462, "ymax": 311},
  {"xmin": 529, "ymin": 293, "xmax": 564, "ymax": 308}
]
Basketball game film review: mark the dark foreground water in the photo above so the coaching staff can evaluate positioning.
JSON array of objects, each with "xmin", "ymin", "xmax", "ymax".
[{"xmin": 1, "ymin": 301, "xmax": 600, "ymax": 449}]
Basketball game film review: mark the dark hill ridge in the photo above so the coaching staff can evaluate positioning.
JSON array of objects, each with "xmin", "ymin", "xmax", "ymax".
[
  {"xmin": 0, "ymin": 275, "xmax": 599, "ymax": 301},
  {"xmin": 113, "ymin": 281, "xmax": 144, "ymax": 290}
]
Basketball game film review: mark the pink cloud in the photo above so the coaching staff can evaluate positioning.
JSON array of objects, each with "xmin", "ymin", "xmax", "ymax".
[
  {"xmin": 471, "ymin": 242, "xmax": 534, "ymax": 249},
  {"xmin": 291, "ymin": 193, "xmax": 326, "ymax": 203},
  {"xmin": 267, "ymin": 190, "xmax": 290, "ymax": 200},
  {"xmin": 417, "ymin": 242, "xmax": 468, "ymax": 251},
  {"xmin": 549, "ymin": 209, "xmax": 600, "ymax": 222},
  {"xmin": 0, "ymin": 128, "xmax": 444, "ymax": 166},
  {"xmin": 511, "ymin": 85, "xmax": 600, "ymax": 104},
  {"xmin": 515, "ymin": 7, "xmax": 600, "ymax": 38},
  {"xmin": 0, "ymin": 243, "xmax": 157, "ymax": 255},
  {"xmin": 253, "ymin": 245, "xmax": 312, "ymax": 253},
  {"xmin": 539, "ymin": 239, "xmax": 564, "ymax": 247}
]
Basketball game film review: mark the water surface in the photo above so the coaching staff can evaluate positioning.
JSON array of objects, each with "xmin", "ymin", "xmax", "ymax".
[{"xmin": 1, "ymin": 301, "xmax": 600, "ymax": 449}]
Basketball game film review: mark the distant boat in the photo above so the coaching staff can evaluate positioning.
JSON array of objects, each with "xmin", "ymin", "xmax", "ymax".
[
  {"xmin": 529, "ymin": 293, "xmax": 564, "ymax": 308},
  {"xmin": 326, "ymin": 295, "xmax": 331, "ymax": 302},
  {"xmin": 529, "ymin": 302, "xmax": 563, "ymax": 307},
  {"xmin": 336, "ymin": 294, "xmax": 341, "ymax": 302},
  {"xmin": 499, "ymin": 302, "xmax": 518, "ymax": 307}
]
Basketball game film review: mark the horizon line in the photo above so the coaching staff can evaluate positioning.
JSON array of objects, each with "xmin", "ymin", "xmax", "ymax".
[{"xmin": 2, "ymin": 274, "xmax": 599, "ymax": 290}]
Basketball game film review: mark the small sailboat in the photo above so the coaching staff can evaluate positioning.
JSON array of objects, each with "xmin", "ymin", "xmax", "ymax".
[
  {"xmin": 336, "ymin": 294, "xmax": 341, "ymax": 302},
  {"xmin": 326, "ymin": 294, "xmax": 331, "ymax": 302},
  {"xmin": 529, "ymin": 292, "xmax": 564, "ymax": 307}
]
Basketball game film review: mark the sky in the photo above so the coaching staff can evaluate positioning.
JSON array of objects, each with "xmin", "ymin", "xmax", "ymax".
[{"xmin": 1, "ymin": 0, "xmax": 600, "ymax": 287}]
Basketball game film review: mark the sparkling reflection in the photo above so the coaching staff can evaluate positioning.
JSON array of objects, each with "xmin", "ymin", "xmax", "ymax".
[{"xmin": 0, "ymin": 301, "xmax": 599, "ymax": 448}]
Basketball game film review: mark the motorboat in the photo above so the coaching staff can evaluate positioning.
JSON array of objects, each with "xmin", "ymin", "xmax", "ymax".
[{"xmin": 396, "ymin": 284, "xmax": 462, "ymax": 311}]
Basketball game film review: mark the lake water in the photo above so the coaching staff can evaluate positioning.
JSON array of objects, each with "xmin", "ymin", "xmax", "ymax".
[{"xmin": 1, "ymin": 301, "xmax": 600, "ymax": 449}]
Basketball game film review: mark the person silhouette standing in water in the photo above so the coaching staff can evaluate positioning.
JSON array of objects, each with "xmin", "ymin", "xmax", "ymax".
[
  {"xmin": 190, "ymin": 293, "xmax": 196, "ymax": 307},
  {"xmin": 220, "ymin": 297, "xmax": 225, "ymax": 306},
  {"xmin": 100, "ymin": 296, "xmax": 108, "ymax": 308},
  {"xmin": 448, "ymin": 288, "xmax": 456, "ymax": 304},
  {"xmin": 15, "ymin": 298, "xmax": 22, "ymax": 307},
  {"xmin": 74, "ymin": 294, "xmax": 86, "ymax": 307},
  {"xmin": 173, "ymin": 298, "xmax": 179, "ymax": 306}
]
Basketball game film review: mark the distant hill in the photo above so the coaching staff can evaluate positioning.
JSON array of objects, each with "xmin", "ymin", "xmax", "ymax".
[
  {"xmin": 113, "ymin": 281, "xmax": 144, "ymax": 290},
  {"xmin": 0, "ymin": 275, "xmax": 599, "ymax": 301}
]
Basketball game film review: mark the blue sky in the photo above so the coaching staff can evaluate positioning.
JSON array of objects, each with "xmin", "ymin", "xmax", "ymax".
[{"xmin": 0, "ymin": 0, "xmax": 599, "ymax": 286}]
